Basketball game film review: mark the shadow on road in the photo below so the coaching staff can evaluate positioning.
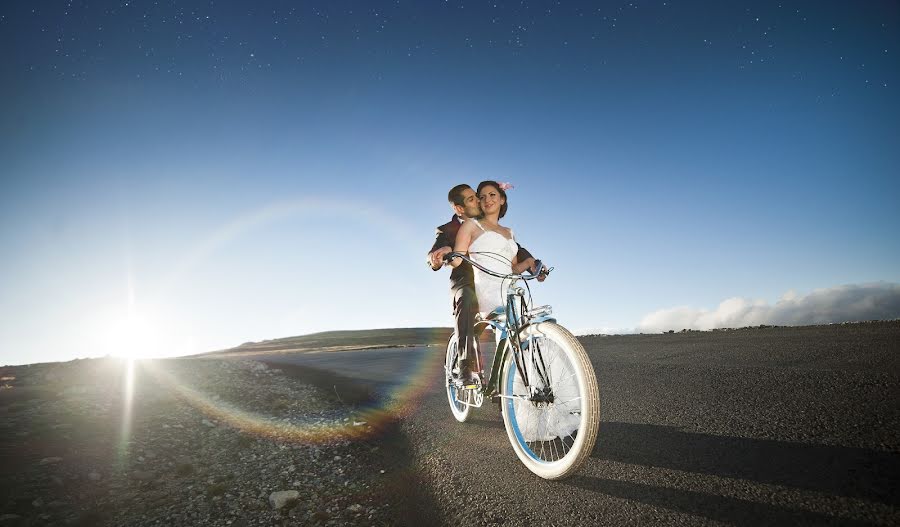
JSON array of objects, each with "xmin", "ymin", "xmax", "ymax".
[
  {"xmin": 262, "ymin": 360, "xmax": 443, "ymax": 527},
  {"xmin": 564, "ymin": 475, "xmax": 874, "ymax": 526},
  {"xmin": 461, "ymin": 416, "xmax": 504, "ymax": 430},
  {"xmin": 591, "ymin": 421, "xmax": 899, "ymax": 506}
]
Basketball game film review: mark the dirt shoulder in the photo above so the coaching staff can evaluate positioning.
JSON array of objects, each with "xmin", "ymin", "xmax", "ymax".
[{"xmin": 0, "ymin": 356, "xmax": 420, "ymax": 526}]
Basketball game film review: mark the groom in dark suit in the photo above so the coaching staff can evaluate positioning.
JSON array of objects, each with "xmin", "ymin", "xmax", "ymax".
[{"xmin": 427, "ymin": 184, "xmax": 536, "ymax": 381}]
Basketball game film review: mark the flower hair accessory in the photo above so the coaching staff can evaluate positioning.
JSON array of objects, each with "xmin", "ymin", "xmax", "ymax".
[{"xmin": 498, "ymin": 181, "xmax": 514, "ymax": 191}]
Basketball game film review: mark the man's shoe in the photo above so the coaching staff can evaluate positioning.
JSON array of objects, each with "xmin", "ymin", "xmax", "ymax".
[{"xmin": 461, "ymin": 369, "xmax": 481, "ymax": 388}]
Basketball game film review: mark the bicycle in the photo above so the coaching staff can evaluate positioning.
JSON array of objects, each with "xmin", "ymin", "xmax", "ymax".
[{"xmin": 442, "ymin": 252, "xmax": 600, "ymax": 480}]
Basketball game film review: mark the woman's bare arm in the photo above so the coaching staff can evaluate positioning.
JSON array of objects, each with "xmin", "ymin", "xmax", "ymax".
[
  {"xmin": 512, "ymin": 255, "xmax": 534, "ymax": 274},
  {"xmin": 449, "ymin": 221, "xmax": 475, "ymax": 268}
]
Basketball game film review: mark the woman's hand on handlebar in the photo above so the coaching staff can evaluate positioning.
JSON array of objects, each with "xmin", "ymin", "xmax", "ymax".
[
  {"xmin": 519, "ymin": 257, "xmax": 550, "ymax": 282},
  {"xmin": 534, "ymin": 261, "xmax": 551, "ymax": 282}
]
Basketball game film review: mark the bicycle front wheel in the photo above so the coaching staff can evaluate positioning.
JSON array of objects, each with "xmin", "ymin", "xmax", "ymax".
[
  {"xmin": 500, "ymin": 322, "xmax": 600, "ymax": 480},
  {"xmin": 445, "ymin": 333, "xmax": 471, "ymax": 422}
]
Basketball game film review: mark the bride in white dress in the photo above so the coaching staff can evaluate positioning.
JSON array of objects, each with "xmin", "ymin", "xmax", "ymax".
[
  {"xmin": 468, "ymin": 220, "xmax": 518, "ymax": 314},
  {"xmin": 448, "ymin": 181, "xmax": 536, "ymax": 315},
  {"xmin": 449, "ymin": 181, "xmax": 576, "ymax": 442}
]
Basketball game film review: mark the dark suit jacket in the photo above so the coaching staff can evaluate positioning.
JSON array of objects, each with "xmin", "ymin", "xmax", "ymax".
[{"xmin": 430, "ymin": 215, "xmax": 534, "ymax": 292}]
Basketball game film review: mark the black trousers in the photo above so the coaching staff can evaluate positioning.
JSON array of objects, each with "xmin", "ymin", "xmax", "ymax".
[{"xmin": 452, "ymin": 285, "xmax": 479, "ymax": 367}]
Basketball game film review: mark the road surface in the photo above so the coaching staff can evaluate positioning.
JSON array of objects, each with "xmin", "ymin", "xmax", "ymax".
[{"xmin": 262, "ymin": 322, "xmax": 900, "ymax": 526}]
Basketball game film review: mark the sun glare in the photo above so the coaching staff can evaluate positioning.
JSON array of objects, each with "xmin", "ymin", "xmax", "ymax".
[{"xmin": 104, "ymin": 311, "xmax": 159, "ymax": 359}]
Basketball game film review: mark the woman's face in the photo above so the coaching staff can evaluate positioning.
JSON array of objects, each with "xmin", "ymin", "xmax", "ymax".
[{"xmin": 478, "ymin": 185, "xmax": 505, "ymax": 216}]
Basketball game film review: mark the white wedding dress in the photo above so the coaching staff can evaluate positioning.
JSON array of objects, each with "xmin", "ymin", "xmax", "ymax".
[
  {"xmin": 469, "ymin": 220, "xmax": 580, "ymax": 443},
  {"xmin": 468, "ymin": 220, "xmax": 518, "ymax": 315}
]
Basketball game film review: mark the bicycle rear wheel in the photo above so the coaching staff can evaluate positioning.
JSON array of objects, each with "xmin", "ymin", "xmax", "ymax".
[
  {"xmin": 500, "ymin": 322, "xmax": 600, "ymax": 479},
  {"xmin": 445, "ymin": 334, "xmax": 471, "ymax": 422}
]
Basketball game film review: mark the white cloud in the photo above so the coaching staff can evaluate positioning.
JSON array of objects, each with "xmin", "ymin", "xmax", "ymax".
[
  {"xmin": 636, "ymin": 282, "xmax": 900, "ymax": 333},
  {"xmin": 574, "ymin": 326, "xmax": 635, "ymax": 336}
]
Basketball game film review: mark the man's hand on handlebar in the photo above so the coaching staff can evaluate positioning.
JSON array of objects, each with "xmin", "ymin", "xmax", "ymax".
[{"xmin": 429, "ymin": 246, "xmax": 452, "ymax": 269}]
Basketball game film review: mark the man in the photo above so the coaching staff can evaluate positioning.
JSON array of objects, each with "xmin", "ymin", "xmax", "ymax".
[{"xmin": 427, "ymin": 184, "xmax": 539, "ymax": 382}]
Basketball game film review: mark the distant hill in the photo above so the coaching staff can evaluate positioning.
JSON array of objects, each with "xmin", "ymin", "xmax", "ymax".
[{"xmin": 205, "ymin": 327, "xmax": 454, "ymax": 357}]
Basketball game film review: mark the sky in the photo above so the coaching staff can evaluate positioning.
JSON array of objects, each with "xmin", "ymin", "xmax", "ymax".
[{"xmin": 2, "ymin": 0, "xmax": 899, "ymax": 366}]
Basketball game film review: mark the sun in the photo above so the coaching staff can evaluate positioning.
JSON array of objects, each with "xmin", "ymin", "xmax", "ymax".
[{"xmin": 104, "ymin": 311, "xmax": 158, "ymax": 360}]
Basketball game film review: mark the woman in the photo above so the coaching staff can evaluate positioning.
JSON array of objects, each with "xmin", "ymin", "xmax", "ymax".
[
  {"xmin": 449, "ymin": 180, "xmax": 534, "ymax": 315},
  {"xmin": 451, "ymin": 182, "xmax": 573, "ymax": 440}
]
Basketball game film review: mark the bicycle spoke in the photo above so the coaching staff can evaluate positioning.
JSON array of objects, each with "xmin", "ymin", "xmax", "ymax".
[
  {"xmin": 555, "ymin": 396, "xmax": 583, "ymax": 405},
  {"xmin": 497, "ymin": 394, "xmax": 530, "ymax": 401},
  {"xmin": 514, "ymin": 373, "xmax": 584, "ymax": 463},
  {"xmin": 550, "ymin": 370, "xmax": 577, "ymax": 386},
  {"xmin": 562, "ymin": 430, "xmax": 577, "ymax": 455},
  {"xmin": 547, "ymin": 407, "xmax": 577, "ymax": 454}
]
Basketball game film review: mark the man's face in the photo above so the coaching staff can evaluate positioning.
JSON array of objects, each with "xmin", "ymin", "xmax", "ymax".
[{"xmin": 454, "ymin": 188, "xmax": 482, "ymax": 219}]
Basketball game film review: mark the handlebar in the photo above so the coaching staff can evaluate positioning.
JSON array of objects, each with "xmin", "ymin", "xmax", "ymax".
[{"xmin": 442, "ymin": 252, "xmax": 552, "ymax": 281}]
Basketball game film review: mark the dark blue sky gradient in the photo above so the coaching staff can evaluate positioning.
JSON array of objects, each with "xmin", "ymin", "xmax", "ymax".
[{"xmin": 2, "ymin": 1, "xmax": 898, "ymax": 364}]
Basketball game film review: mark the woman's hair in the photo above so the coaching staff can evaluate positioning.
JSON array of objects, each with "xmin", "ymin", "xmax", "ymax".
[{"xmin": 477, "ymin": 180, "xmax": 508, "ymax": 219}]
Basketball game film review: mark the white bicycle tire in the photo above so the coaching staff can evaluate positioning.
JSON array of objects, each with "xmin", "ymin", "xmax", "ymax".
[{"xmin": 500, "ymin": 322, "xmax": 600, "ymax": 480}]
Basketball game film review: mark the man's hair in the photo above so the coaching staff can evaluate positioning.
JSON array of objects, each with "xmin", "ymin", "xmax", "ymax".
[
  {"xmin": 477, "ymin": 180, "xmax": 508, "ymax": 219},
  {"xmin": 448, "ymin": 184, "xmax": 472, "ymax": 207}
]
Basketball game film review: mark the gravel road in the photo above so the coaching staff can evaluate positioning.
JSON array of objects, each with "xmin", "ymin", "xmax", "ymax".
[
  {"xmin": 4, "ymin": 321, "xmax": 896, "ymax": 526},
  {"xmin": 264, "ymin": 321, "xmax": 900, "ymax": 526},
  {"xmin": 0, "ymin": 358, "xmax": 399, "ymax": 526}
]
